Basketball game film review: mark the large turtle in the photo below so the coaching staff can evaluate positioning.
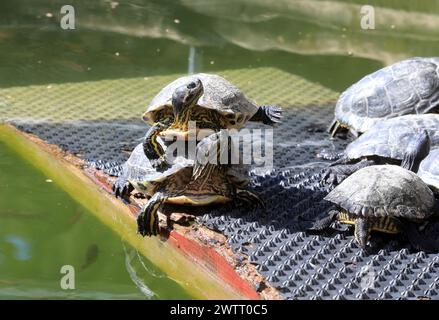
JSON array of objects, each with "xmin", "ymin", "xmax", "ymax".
[
  {"xmin": 142, "ymin": 74, "xmax": 282, "ymax": 166},
  {"xmin": 323, "ymin": 115, "xmax": 438, "ymax": 185},
  {"xmin": 113, "ymin": 133, "xmax": 263, "ymax": 237},
  {"xmin": 329, "ymin": 57, "xmax": 439, "ymax": 137},
  {"xmin": 314, "ymin": 165, "xmax": 436, "ymax": 248}
]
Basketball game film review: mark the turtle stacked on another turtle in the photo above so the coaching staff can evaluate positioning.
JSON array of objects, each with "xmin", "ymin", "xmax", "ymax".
[
  {"xmin": 142, "ymin": 74, "xmax": 282, "ymax": 169},
  {"xmin": 114, "ymin": 74, "xmax": 282, "ymax": 236},
  {"xmin": 322, "ymin": 115, "xmax": 439, "ymax": 186},
  {"xmin": 315, "ymin": 57, "xmax": 439, "ymax": 248}
]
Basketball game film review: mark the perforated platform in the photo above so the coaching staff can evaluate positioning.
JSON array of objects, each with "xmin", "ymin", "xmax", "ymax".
[{"xmin": 2, "ymin": 68, "xmax": 439, "ymax": 300}]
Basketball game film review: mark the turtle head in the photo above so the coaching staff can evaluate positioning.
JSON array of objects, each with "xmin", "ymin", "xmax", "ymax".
[
  {"xmin": 171, "ymin": 79, "xmax": 204, "ymax": 130},
  {"xmin": 402, "ymin": 130, "xmax": 430, "ymax": 172}
]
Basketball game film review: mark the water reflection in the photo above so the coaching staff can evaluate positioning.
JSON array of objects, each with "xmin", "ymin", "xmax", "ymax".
[
  {"xmin": 4, "ymin": 235, "xmax": 31, "ymax": 261},
  {"xmin": 0, "ymin": 0, "xmax": 437, "ymax": 90}
]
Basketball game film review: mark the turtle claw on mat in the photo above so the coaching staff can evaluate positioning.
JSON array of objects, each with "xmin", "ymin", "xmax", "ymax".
[
  {"xmin": 112, "ymin": 178, "xmax": 134, "ymax": 203},
  {"xmin": 260, "ymin": 105, "xmax": 283, "ymax": 125},
  {"xmin": 236, "ymin": 189, "xmax": 266, "ymax": 210}
]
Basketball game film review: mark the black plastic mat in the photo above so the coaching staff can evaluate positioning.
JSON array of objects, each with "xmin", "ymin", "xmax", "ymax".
[{"xmin": 11, "ymin": 105, "xmax": 439, "ymax": 300}]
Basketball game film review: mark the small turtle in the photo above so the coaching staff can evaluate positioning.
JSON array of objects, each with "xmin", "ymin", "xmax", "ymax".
[
  {"xmin": 314, "ymin": 165, "xmax": 436, "ymax": 248},
  {"xmin": 418, "ymin": 148, "xmax": 439, "ymax": 194},
  {"xmin": 323, "ymin": 115, "xmax": 437, "ymax": 185},
  {"xmin": 142, "ymin": 74, "xmax": 282, "ymax": 165},
  {"xmin": 329, "ymin": 57, "xmax": 439, "ymax": 137},
  {"xmin": 113, "ymin": 132, "xmax": 263, "ymax": 237}
]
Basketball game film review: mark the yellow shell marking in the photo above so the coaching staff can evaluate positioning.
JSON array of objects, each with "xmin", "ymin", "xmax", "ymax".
[{"xmin": 337, "ymin": 212, "xmax": 401, "ymax": 234}]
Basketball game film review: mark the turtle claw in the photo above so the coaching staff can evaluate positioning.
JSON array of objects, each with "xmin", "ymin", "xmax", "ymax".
[
  {"xmin": 322, "ymin": 160, "xmax": 374, "ymax": 187},
  {"xmin": 150, "ymin": 156, "xmax": 170, "ymax": 172},
  {"xmin": 112, "ymin": 178, "xmax": 134, "ymax": 203},
  {"xmin": 137, "ymin": 193, "xmax": 165, "ymax": 237},
  {"xmin": 236, "ymin": 189, "xmax": 265, "ymax": 210},
  {"xmin": 321, "ymin": 167, "xmax": 349, "ymax": 187},
  {"xmin": 263, "ymin": 105, "xmax": 283, "ymax": 125},
  {"xmin": 250, "ymin": 105, "xmax": 283, "ymax": 126}
]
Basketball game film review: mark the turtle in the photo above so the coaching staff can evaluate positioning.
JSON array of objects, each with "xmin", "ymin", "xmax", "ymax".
[
  {"xmin": 418, "ymin": 148, "xmax": 439, "ymax": 194},
  {"xmin": 322, "ymin": 114, "xmax": 438, "ymax": 186},
  {"xmin": 329, "ymin": 57, "xmax": 439, "ymax": 137},
  {"xmin": 113, "ymin": 132, "xmax": 264, "ymax": 237},
  {"xmin": 313, "ymin": 165, "xmax": 436, "ymax": 248},
  {"xmin": 142, "ymin": 74, "xmax": 282, "ymax": 166}
]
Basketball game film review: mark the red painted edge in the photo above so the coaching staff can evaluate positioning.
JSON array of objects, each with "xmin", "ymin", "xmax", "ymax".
[
  {"xmin": 167, "ymin": 230, "xmax": 260, "ymax": 300},
  {"xmin": 86, "ymin": 170, "xmax": 260, "ymax": 300}
]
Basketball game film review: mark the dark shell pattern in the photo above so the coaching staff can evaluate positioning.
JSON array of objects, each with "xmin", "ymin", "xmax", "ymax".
[
  {"xmin": 335, "ymin": 57, "xmax": 439, "ymax": 133},
  {"xmin": 324, "ymin": 165, "xmax": 435, "ymax": 220}
]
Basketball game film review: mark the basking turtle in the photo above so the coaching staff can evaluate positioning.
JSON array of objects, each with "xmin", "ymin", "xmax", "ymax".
[
  {"xmin": 142, "ymin": 74, "xmax": 282, "ymax": 164},
  {"xmin": 329, "ymin": 57, "xmax": 439, "ymax": 137},
  {"xmin": 323, "ymin": 115, "xmax": 437, "ymax": 185},
  {"xmin": 418, "ymin": 148, "xmax": 439, "ymax": 194},
  {"xmin": 113, "ymin": 132, "xmax": 263, "ymax": 236},
  {"xmin": 315, "ymin": 165, "xmax": 436, "ymax": 248}
]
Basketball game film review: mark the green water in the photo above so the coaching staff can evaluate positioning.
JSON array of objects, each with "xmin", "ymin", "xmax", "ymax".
[
  {"xmin": 0, "ymin": 0, "xmax": 438, "ymax": 299},
  {"xmin": 0, "ymin": 0, "xmax": 438, "ymax": 91},
  {"xmin": 0, "ymin": 140, "xmax": 192, "ymax": 299}
]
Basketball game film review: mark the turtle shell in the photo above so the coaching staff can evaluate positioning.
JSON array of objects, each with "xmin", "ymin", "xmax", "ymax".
[
  {"xmin": 335, "ymin": 57, "xmax": 439, "ymax": 133},
  {"xmin": 418, "ymin": 148, "xmax": 439, "ymax": 193},
  {"xmin": 121, "ymin": 143, "xmax": 250, "ymax": 187},
  {"xmin": 120, "ymin": 143, "xmax": 193, "ymax": 184},
  {"xmin": 144, "ymin": 73, "xmax": 259, "ymax": 128},
  {"xmin": 345, "ymin": 114, "xmax": 439, "ymax": 161},
  {"xmin": 324, "ymin": 165, "xmax": 435, "ymax": 219}
]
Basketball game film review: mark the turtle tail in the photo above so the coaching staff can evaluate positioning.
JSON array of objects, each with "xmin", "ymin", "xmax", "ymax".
[{"xmin": 250, "ymin": 105, "xmax": 283, "ymax": 126}]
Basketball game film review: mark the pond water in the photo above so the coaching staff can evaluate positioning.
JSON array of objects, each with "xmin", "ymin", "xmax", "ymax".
[
  {"xmin": 0, "ymin": 0, "xmax": 437, "ymax": 90},
  {"xmin": 0, "ymin": 140, "xmax": 192, "ymax": 299},
  {"xmin": 0, "ymin": 0, "xmax": 438, "ymax": 299}
]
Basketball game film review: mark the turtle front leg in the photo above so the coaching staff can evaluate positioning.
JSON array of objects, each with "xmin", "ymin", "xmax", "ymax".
[
  {"xmin": 235, "ymin": 189, "xmax": 265, "ymax": 209},
  {"xmin": 322, "ymin": 159, "xmax": 375, "ymax": 186},
  {"xmin": 401, "ymin": 129, "xmax": 430, "ymax": 172},
  {"xmin": 137, "ymin": 192, "xmax": 167, "ymax": 237},
  {"xmin": 112, "ymin": 177, "xmax": 134, "ymax": 203},
  {"xmin": 308, "ymin": 209, "xmax": 339, "ymax": 231},
  {"xmin": 354, "ymin": 217, "xmax": 372, "ymax": 249},
  {"xmin": 143, "ymin": 122, "xmax": 169, "ymax": 171}
]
